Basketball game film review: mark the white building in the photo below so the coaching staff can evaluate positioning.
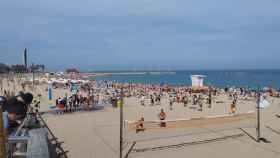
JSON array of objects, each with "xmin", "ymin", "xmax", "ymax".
[{"xmin": 191, "ymin": 75, "xmax": 206, "ymax": 87}]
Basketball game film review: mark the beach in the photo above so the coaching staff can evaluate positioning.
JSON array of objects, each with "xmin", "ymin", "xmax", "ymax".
[
  {"xmin": 43, "ymin": 96, "xmax": 280, "ymax": 158},
  {"xmin": 1, "ymin": 74, "xmax": 280, "ymax": 158}
]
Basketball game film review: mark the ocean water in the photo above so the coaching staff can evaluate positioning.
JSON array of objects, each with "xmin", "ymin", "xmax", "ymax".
[{"xmin": 94, "ymin": 70, "xmax": 280, "ymax": 89}]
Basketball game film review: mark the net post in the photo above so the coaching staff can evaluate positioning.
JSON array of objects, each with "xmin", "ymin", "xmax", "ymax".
[
  {"xmin": 256, "ymin": 86, "xmax": 261, "ymax": 142},
  {"xmin": 120, "ymin": 87, "xmax": 124, "ymax": 158}
]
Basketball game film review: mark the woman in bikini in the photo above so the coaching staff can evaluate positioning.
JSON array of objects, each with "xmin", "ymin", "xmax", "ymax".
[
  {"xmin": 136, "ymin": 117, "xmax": 145, "ymax": 133},
  {"xmin": 159, "ymin": 109, "xmax": 166, "ymax": 127}
]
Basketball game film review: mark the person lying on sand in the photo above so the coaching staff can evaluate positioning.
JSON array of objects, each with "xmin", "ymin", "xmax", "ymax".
[{"xmin": 136, "ymin": 117, "xmax": 145, "ymax": 133}]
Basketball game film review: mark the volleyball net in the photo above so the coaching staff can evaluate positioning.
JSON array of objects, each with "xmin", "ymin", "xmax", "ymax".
[
  {"xmin": 122, "ymin": 111, "xmax": 257, "ymax": 156},
  {"xmin": 125, "ymin": 111, "xmax": 255, "ymax": 134}
]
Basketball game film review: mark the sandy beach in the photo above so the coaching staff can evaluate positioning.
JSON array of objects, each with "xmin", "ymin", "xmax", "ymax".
[
  {"xmin": 1, "ymin": 76, "xmax": 280, "ymax": 158},
  {"xmin": 42, "ymin": 97, "xmax": 280, "ymax": 158}
]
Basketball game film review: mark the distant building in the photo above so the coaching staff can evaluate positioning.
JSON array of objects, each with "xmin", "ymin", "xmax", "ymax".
[{"xmin": 23, "ymin": 48, "xmax": 27, "ymax": 68}]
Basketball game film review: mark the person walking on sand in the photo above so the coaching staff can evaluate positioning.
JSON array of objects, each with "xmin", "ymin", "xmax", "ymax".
[
  {"xmin": 140, "ymin": 95, "xmax": 145, "ymax": 106},
  {"xmin": 230, "ymin": 101, "xmax": 237, "ymax": 114},
  {"xmin": 208, "ymin": 92, "xmax": 212, "ymax": 108},
  {"xmin": 193, "ymin": 95, "xmax": 197, "ymax": 105},
  {"xmin": 150, "ymin": 95, "xmax": 154, "ymax": 106},
  {"xmin": 198, "ymin": 99, "xmax": 203, "ymax": 111},
  {"xmin": 159, "ymin": 109, "xmax": 166, "ymax": 127},
  {"xmin": 169, "ymin": 96, "xmax": 173, "ymax": 110},
  {"xmin": 183, "ymin": 95, "xmax": 188, "ymax": 107}
]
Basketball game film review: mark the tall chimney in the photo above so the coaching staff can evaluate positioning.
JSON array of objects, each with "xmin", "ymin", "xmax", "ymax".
[{"xmin": 23, "ymin": 48, "xmax": 27, "ymax": 68}]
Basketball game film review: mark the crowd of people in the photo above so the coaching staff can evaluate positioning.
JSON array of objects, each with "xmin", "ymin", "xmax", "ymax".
[
  {"xmin": 51, "ymin": 80, "xmax": 268, "ymax": 126},
  {"xmin": 0, "ymin": 77, "xmax": 278, "ymax": 135},
  {"xmin": 54, "ymin": 81, "xmax": 267, "ymax": 109}
]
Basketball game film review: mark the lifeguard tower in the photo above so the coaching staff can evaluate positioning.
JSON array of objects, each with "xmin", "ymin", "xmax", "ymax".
[
  {"xmin": 191, "ymin": 75, "xmax": 206, "ymax": 87},
  {"xmin": 190, "ymin": 75, "xmax": 208, "ymax": 92}
]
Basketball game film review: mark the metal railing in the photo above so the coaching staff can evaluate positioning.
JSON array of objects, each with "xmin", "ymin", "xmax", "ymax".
[{"xmin": 7, "ymin": 117, "xmax": 30, "ymax": 158}]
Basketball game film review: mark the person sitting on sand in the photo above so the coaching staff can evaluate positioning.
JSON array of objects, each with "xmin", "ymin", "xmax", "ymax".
[
  {"xmin": 136, "ymin": 117, "xmax": 145, "ymax": 133},
  {"xmin": 159, "ymin": 109, "xmax": 166, "ymax": 127}
]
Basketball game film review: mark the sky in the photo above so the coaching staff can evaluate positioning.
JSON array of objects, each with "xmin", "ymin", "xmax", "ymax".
[{"xmin": 0, "ymin": 0, "xmax": 280, "ymax": 71}]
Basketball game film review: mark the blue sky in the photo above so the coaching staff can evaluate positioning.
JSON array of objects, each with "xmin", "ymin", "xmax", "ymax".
[{"xmin": 0, "ymin": 0, "xmax": 280, "ymax": 71}]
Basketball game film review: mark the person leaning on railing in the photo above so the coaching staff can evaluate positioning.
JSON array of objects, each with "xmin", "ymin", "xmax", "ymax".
[{"xmin": 0, "ymin": 92, "xmax": 33, "ymax": 134}]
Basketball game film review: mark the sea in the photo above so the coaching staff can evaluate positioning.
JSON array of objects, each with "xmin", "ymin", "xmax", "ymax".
[{"xmin": 93, "ymin": 70, "xmax": 280, "ymax": 89}]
